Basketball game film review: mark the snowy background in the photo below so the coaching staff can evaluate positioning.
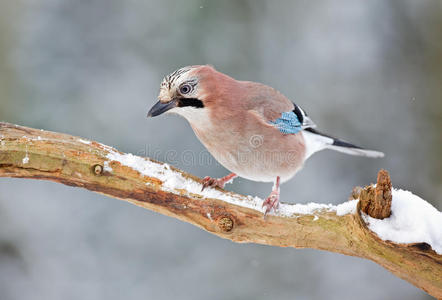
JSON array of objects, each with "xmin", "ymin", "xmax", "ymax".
[{"xmin": 0, "ymin": 1, "xmax": 441, "ymax": 299}]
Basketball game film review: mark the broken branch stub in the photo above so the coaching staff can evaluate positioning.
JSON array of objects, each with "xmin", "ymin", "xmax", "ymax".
[{"xmin": 359, "ymin": 169, "xmax": 392, "ymax": 219}]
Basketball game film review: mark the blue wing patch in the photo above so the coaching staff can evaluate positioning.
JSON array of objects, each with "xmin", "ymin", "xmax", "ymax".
[{"xmin": 269, "ymin": 111, "xmax": 302, "ymax": 134}]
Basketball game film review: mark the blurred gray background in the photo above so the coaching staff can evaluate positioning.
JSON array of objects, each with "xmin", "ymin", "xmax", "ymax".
[{"xmin": 0, "ymin": 1, "xmax": 441, "ymax": 299}]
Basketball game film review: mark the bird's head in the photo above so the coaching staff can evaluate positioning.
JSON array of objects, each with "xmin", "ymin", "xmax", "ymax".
[{"xmin": 147, "ymin": 65, "xmax": 218, "ymax": 120}]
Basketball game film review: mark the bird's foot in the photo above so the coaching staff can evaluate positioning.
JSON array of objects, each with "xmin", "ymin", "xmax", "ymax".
[
  {"xmin": 201, "ymin": 176, "xmax": 224, "ymax": 190},
  {"xmin": 201, "ymin": 173, "xmax": 237, "ymax": 191},
  {"xmin": 262, "ymin": 190, "xmax": 280, "ymax": 217}
]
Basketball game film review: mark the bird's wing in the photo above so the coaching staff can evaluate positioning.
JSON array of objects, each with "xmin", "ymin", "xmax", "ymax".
[
  {"xmin": 242, "ymin": 82, "xmax": 316, "ymax": 134},
  {"xmin": 267, "ymin": 102, "xmax": 317, "ymax": 134}
]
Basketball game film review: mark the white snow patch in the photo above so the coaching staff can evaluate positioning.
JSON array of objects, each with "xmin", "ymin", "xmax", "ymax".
[
  {"xmin": 313, "ymin": 215, "xmax": 319, "ymax": 221},
  {"xmin": 363, "ymin": 189, "xmax": 442, "ymax": 254},
  {"xmin": 336, "ymin": 200, "xmax": 358, "ymax": 216},
  {"xmin": 22, "ymin": 153, "xmax": 29, "ymax": 164},
  {"xmin": 104, "ymin": 150, "xmax": 346, "ymax": 217},
  {"xmin": 26, "ymin": 136, "xmax": 47, "ymax": 142},
  {"xmin": 279, "ymin": 202, "xmax": 335, "ymax": 216},
  {"xmin": 103, "ymin": 161, "xmax": 113, "ymax": 172},
  {"xmin": 105, "ymin": 151, "xmax": 263, "ymax": 208},
  {"xmin": 78, "ymin": 138, "xmax": 91, "ymax": 145}
]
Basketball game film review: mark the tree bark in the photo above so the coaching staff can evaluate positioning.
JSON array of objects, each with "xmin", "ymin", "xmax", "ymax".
[{"xmin": 0, "ymin": 122, "xmax": 441, "ymax": 298}]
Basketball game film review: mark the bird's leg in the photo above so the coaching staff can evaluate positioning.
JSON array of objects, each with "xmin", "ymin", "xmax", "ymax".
[
  {"xmin": 201, "ymin": 173, "xmax": 237, "ymax": 191},
  {"xmin": 262, "ymin": 176, "xmax": 281, "ymax": 216}
]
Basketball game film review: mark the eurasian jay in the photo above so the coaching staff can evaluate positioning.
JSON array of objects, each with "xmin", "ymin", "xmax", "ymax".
[{"xmin": 147, "ymin": 65, "xmax": 384, "ymax": 216}]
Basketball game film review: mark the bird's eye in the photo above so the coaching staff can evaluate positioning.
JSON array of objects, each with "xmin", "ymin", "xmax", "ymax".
[{"xmin": 179, "ymin": 84, "xmax": 192, "ymax": 94}]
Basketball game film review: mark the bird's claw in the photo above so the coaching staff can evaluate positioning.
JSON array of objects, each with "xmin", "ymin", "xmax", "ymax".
[
  {"xmin": 262, "ymin": 190, "xmax": 280, "ymax": 217},
  {"xmin": 201, "ymin": 176, "xmax": 225, "ymax": 191}
]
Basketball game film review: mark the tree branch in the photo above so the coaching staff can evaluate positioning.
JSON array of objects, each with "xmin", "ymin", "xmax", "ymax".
[{"xmin": 0, "ymin": 122, "xmax": 440, "ymax": 298}]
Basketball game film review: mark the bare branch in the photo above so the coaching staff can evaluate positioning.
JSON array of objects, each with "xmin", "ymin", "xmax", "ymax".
[{"xmin": 0, "ymin": 122, "xmax": 440, "ymax": 298}]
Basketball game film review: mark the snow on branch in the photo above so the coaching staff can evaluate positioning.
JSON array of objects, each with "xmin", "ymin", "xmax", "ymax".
[{"xmin": 0, "ymin": 122, "xmax": 441, "ymax": 298}]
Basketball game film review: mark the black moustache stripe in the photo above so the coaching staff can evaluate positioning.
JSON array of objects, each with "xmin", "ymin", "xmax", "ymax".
[{"xmin": 177, "ymin": 98, "xmax": 204, "ymax": 108}]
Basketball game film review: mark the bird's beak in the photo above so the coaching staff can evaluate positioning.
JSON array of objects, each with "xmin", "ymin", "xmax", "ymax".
[{"xmin": 147, "ymin": 99, "xmax": 177, "ymax": 117}]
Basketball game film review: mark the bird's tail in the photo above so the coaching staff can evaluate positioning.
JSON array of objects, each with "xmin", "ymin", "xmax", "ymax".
[{"xmin": 302, "ymin": 128, "xmax": 384, "ymax": 158}]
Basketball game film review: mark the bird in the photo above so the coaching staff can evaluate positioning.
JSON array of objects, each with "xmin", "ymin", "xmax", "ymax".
[{"xmin": 147, "ymin": 65, "xmax": 384, "ymax": 216}]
